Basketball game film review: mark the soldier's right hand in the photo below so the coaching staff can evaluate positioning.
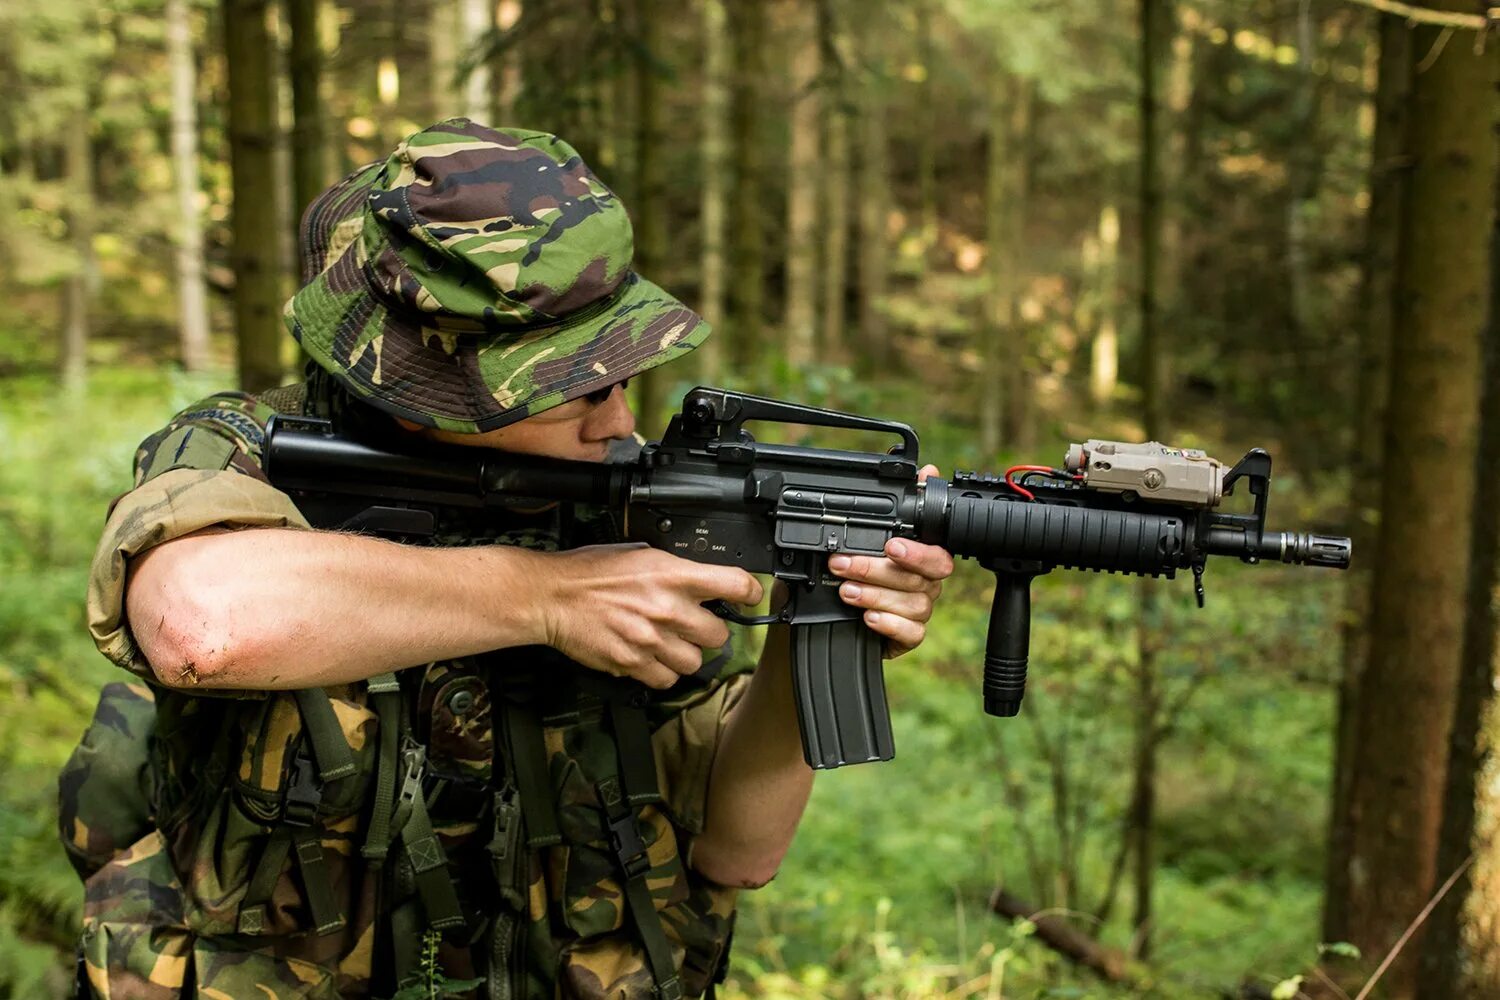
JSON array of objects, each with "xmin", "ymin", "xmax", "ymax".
[{"xmin": 535, "ymin": 543, "xmax": 764, "ymax": 689}]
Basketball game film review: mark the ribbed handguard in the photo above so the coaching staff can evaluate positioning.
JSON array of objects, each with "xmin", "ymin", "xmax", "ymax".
[
  {"xmin": 946, "ymin": 493, "xmax": 1187, "ymax": 575},
  {"xmin": 790, "ymin": 620, "xmax": 895, "ymax": 769}
]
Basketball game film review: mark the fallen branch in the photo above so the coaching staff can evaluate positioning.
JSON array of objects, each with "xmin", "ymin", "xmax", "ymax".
[
  {"xmin": 1340, "ymin": 0, "xmax": 1492, "ymax": 31},
  {"xmin": 988, "ymin": 889, "xmax": 1129, "ymax": 982}
]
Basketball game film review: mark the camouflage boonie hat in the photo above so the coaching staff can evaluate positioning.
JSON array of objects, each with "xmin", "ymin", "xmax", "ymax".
[{"xmin": 286, "ymin": 119, "xmax": 710, "ymax": 432}]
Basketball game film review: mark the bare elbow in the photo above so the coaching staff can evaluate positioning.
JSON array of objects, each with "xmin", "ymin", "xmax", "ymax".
[
  {"xmin": 690, "ymin": 841, "xmax": 785, "ymax": 890},
  {"xmin": 126, "ymin": 541, "xmax": 256, "ymax": 689}
]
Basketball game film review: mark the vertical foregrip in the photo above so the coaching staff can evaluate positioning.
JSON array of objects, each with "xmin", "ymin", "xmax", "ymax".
[{"xmin": 790, "ymin": 620, "xmax": 895, "ymax": 769}]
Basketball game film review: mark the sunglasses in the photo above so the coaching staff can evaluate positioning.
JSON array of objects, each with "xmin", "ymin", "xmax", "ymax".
[{"xmin": 582, "ymin": 379, "xmax": 630, "ymax": 405}]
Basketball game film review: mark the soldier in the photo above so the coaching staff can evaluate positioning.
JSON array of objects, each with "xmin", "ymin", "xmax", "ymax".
[{"xmin": 62, "ymin": 120, "xmax": 953, "ymax": 999}]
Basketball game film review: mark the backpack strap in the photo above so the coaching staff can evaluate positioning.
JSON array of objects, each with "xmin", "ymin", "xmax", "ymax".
[
  {"xmin": 292, "ymin": 688, "xmax": 358, "ymax": 782},
  {"xmin": 237, "ymin": 744, "xmax": 346, "ymax": 935},
  {"xmin": 394, "ymin": 740, "xmax": 466, "ymax": 932},
  {"xmin": 361, "ymin": 672, "xmax": 403, "ymax": 866},
  {"xmin": 596, "ymin": 771, "xmax": 682, "ymax": 1000}
]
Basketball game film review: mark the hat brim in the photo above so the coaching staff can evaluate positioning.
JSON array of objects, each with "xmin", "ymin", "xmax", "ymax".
[{"xmin": 286, "ymin": 163, "xmax": 710, "ymax": 433}]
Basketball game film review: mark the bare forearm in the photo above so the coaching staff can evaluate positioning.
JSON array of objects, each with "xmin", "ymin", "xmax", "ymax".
[
  {"xmin": 126, "ymin": 527, "xmax": 547, "ymax": 689},
  {"xmin": 692, "ymin": 625, "xmax": 814, "ymax": 887}
]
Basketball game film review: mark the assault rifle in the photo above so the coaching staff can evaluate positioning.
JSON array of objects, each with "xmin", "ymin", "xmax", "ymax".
[{"xmin": 263, "ymin": 387, "xmax": 1350, "ymax": 770}]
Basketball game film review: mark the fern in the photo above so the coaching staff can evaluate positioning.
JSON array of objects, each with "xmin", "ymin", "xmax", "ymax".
[{"xmin": 384, "ymin": 928, "xmax": 484, "ymax": 1000}]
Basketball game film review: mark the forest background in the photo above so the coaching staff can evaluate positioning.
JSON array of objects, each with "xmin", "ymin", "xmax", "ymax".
[{"xmin": 1, "ymin": 0, "xmax": 1497, "ymax": 997}]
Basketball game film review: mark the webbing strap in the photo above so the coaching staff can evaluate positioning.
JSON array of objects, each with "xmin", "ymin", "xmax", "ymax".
[
  {"xmin": 597, "ymin": 778, "xmax": 681, "ymax": 1000},
  {"xmin": 401, "ymin": 781, "xmax": 465, "ymax": 931},
  {"xmin": 237, "ymin": 827, "xmax": 293, "ymax": 935},
  {"xmin": 292, "ymin": 824, "xmax": 346, "ymax": 935},
  {"xmin": 607, "ymin": 698, "xmax": 662, "ymax": 808},
  {"xmin": 292, "ymin": 688, "xmax": 358, "ymax": 782},
  {"xmin": 504, "ymin": 703, "xmax": 561, "ymax": 848},
  {"xmin": 361, "ymin": 673, "xmax": 403, "ymax": 865}
]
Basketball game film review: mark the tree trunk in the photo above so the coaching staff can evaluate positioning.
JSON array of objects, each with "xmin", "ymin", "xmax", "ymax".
[
  {"xmin": 1419, "ymin": 159, "xmax": 1499, "ymax": 1000},
  {"xmin": 631, "ymin": 0, "xmax": 666, "ymax": 431},
  {"xmin": 727, "ymin": 0, "xmax": 766, "ymax": 363},
  {"xmin": 1137, "ymin": 0, "xmax": 1166, "ymax": 442},
  {"xmin": 914, "ymin": 0, "xmax": 937, "ymax": 271},
  {"xmin": 1089, "ymin": 204, "xmax": 1120, "ymax": 406},
  {"xmin": 429, "ymin": 0, "xmax": 459, "ymax": 120},
  {"xmin": 59, "ymin": 104, "xmax": 94, "ymax": 392},
  {"xmin": 855, "ymin": 20, "xmax": 889, "ymax": 373},
  {"xmin": 459, "ymin": 0, "xmax": 491, "ymax": 122},
  {"xmin": 697, "ymin": 0, "xmax": 729, "ymax": 383},
  {"xmin": 1324, "ymin": 11, "xmax": 1411, "ymax": 950},
  {"xmin": 1338, "ymin": 4, "xmax": 1495, "ymax": 992},
  {"xmin": 286, "ymin": 0, "xmax": 327, "ymax": 241},
  {"xmin": 981, "ymin": 73, "xmax": 1031, "ymax": 458},
  {"xmin": 224, "ymin": 0, "xmax": 286, "ymax": 391},
  {"xmin": 168, "ymin": 0, "xmax": 212, "ymax": 372},
  {"xmin": 491, "ymin": 0, "xmax": 522, "ymax": 124},
  {"xmin": 782, "ymin": 3, "xmax": 820, "ymax": 369},
  {"xmin": 820, "ymin": 91, "xmax": 851, "ymax": 364},
  {"xmin": 1128, "ymin": 0, "xmax": 1169, "ymax": 961}
]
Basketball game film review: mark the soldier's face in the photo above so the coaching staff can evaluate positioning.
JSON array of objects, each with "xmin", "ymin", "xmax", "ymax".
[{"xmin": 403, "ymin": 382, "xmax": 637, "ymax": 462}]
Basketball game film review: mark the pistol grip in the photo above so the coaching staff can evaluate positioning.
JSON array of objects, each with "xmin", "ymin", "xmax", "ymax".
[{"xmin": 790, "ymin": 620, "xmax": 895, "ymax": 769}]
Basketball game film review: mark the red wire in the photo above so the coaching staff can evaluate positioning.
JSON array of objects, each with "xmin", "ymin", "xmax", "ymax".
[
  {"xmin": 1004, "ymin": 465, "xmax": 1057, "ymax": 501},
  {"xmin": 1003, "ymin": 465, "xmax": 1085, "ymax": 501}
]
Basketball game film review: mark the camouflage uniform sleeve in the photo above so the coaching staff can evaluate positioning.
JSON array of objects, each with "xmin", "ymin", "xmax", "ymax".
[
  {"xmin": 650, "ymin": 670, "xmax": 753, "ymax": 837},
  {"xmin": 86, "ymin": 392, "xmax": 311, "ymax": 683}
]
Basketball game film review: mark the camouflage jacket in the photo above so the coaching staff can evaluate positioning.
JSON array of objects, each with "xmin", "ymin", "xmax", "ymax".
[{"xmin": 63, "ymin": 382, "xmax": 748, "ymax": 1000}]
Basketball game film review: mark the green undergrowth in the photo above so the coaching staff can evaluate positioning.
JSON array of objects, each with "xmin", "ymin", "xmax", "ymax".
[{"xmin": 0, "ymin": 365, "xmax": 1343, "ymax": 998}]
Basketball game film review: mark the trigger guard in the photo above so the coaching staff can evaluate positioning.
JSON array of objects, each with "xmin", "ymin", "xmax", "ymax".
[{"xmin": 702, "ymin": 593, "xmax": 796, "ymax": 627}]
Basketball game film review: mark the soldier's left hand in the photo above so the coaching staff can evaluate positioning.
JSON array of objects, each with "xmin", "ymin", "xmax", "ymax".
[{"xmin": 827, "ymin": 464, "xmax": 955, "ymax": 658}]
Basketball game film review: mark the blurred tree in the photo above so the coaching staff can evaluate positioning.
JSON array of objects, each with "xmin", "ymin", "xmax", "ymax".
[
  {"xmin": 817, "ymin": 0, "xmax": 851, "ymax": 366},
  {"xmin": 631, "ymin": 0, "xmax": 666, "ymax": 428},
  {"xmin": 59, "ymin": 103, "xmax": 94, "ymax": 392},
  {"xmin": 697, "ymin": 0, "xmax": 728, "ymax": 382},
  {"xmin": 727, "ymin": 0, "xmax": 766, "ymax": 362},
  {"xmin": 1335, "ymin": 3, "xmax": 1496, "ymax": 992},
  {"xmin": 855, "ymin": 9, "xmax": 890, "ymax": 371},
  {"xmin": 980, "ymin": 72, "xmax": 1032, "ymax": 457},
  {"xmin": 1420, "ymin": 156, "xmax": 1499, "ymax": 1000},
  {"xmin": 459, "ymin": 0, "xmax": 491, "ymax": 121},
  {"xmin": 492, "ymin": 0, "xmax": 522, "ymax": 124},
  {"xmin": 168, "ymin": 0, "xmax": 212, "ymax": 372},
  {"xmin": 286, "ymin": 0, "xmax": 329, "ymax": 236},
  {"xmin": 913, "ymin": 0, "xmax": 938, "ymax": 271},
  {"xmin": 783, "ymin": 1, "xmax": 820, "ymax": 369},
  {"xmin": 1324, "ymin": 8, "xmax": 1410, "ymax": 951},
  {"xmin": 1088, "ymin": 204, "xmax": 1120, "ymax": 405},
  {"xmin": 224, "ymin": 0, "xmax": 287, "ymax": 390}
]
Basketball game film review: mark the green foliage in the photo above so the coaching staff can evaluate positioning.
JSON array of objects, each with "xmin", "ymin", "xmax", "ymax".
[
  {"xmin": 386, "ymin": 928, "xmax": 485, "ymax": 1000},
  {"xmin": 0, "ymin": 367, "xmax": 225, "ymax": 999}
]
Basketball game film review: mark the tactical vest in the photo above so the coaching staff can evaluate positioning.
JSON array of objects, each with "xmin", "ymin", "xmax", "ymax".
[{"xmin": 62, "ymin": 382, "xmax": 740, "ymax": 1000}]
